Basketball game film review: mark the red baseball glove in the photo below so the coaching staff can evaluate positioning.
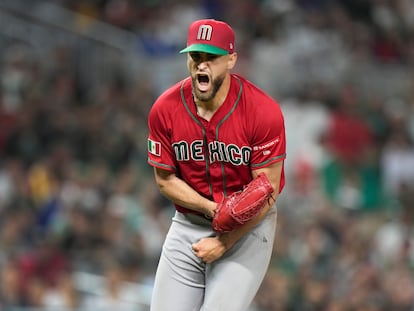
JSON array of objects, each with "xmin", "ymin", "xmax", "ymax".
[{"xmin": 212, "ymin": 172, "xmax": 274, "ymax": 233}]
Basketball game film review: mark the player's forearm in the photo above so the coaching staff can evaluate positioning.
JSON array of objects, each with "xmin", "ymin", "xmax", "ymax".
[
  {"xmin": 218, "ymin": 197, "xmax": 277, "ymax": 250},
  {"xmin": 155, "ymin": 169, "xmax": 216, "ymax": 216},
  {"xmin": 216, "ymin": 163, "xmax": 282, "ymax": 249},
  {"xmin": 160, "ymin": 180, "xmax": 216, "ymax": 216}
]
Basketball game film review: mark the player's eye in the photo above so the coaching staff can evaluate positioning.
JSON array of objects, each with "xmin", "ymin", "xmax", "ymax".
[
  {"xmin": 190, "ymin": 52, "xmax": 202, "ymax": 62},
  {"xmin": 190, "ymin": 52, "xmax": 220, "ymax": 62},
  {"xmin": 206, "ymin": 53, "xmax": 220, "ymax": 61}
]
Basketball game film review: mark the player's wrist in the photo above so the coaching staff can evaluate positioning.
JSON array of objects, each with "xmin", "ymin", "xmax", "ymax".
[
  {"xmin": 203, "ymin": 201, "xmax": 217, "ymax": 219},
  {"xmin": 216, "ymin": 233, "xmax": 234, "ymax": 251}
]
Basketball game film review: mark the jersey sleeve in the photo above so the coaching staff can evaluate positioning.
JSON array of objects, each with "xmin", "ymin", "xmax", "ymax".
[
  {"xmin": 249, "ymin": 99, "xmax": 286, "ymax": 169},
  {"xmin": 147, "ymin": 99, "xmax": 177, "ymax": 172}
]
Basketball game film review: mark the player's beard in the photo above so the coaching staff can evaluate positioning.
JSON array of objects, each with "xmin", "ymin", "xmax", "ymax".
[{"xmin": 192, "ymin": 73, "xmax": 225, "ymax": 102}]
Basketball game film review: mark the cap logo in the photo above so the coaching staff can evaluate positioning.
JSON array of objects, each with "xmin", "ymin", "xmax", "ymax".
[{"xmin": 197, "ymin": 25, "xmax": 212, "ymax": 41}]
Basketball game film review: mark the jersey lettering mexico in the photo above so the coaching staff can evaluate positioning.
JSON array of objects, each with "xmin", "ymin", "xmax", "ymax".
[{"xmin": 147, "ymin": 74, "xmax": 286, "ymax": 214}]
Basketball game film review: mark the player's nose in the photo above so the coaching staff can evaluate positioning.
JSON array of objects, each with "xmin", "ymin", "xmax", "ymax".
[{"xmin": 197, "ymin": 61, "xmax": 208, "ymax": 70}]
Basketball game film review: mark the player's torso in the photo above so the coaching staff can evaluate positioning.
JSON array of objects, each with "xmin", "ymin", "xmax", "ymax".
[{"xmin": 170, "ymin": 76, "xmax": 253, "ymax": 201}]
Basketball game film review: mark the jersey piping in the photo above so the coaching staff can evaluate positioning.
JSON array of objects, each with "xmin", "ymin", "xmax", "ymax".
[
  {"xmin": 148, "ymin": 159, "xmax": 175, "ymax": 171},
  {"xmin": 251, "ymin": 154, "xmax": 286, "ymax": 168},
  {"xmin": 180, "ymin": 80, "xmax": 212, "ymax": 196},
  {"xmin": 215, "ymin": 77, "xmax": 243, "ymax": 197}
]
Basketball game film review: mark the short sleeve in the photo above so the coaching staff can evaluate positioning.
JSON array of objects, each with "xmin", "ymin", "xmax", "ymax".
[
  {"xmin": 250, "ymin": 101, "xmax": 286, "ymax": 169},
  {"xmin": 147, "ymin": 101, "xmax": 176, "ymax": 172}
]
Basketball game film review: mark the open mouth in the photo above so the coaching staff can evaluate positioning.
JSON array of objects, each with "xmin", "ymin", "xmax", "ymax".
[{"xmin": 196, "ymin": 73, "xmax": 210, "ymax": 92}]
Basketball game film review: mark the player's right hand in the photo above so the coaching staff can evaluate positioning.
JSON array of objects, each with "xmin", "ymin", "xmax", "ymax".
[{"xmin": 192, "ymin": 237, "xmax": 227, "ymax": 263}]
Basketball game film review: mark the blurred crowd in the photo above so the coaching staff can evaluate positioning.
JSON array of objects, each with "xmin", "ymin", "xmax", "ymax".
[{"xmin": 1, "ymin": 0, "xmax": 414, "ymax": 310}]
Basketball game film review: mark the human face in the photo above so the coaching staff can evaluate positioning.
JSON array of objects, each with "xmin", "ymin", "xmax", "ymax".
[{"xmin": 187, "ymin": 52, "xmax": 233, "ymax": 102}]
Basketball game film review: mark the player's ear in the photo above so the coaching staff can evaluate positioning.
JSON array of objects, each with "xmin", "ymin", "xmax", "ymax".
[{"xmin": 227, "ymin": 52, "xmax": 237, "ymax": 70}]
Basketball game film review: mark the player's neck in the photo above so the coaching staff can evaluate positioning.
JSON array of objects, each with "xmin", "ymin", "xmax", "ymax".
[{"xmin": 195, "ymin": 94, "xmax": 224, "ymax": 111}]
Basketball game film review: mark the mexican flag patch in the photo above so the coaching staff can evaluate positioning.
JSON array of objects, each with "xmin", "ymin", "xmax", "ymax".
[{"xmin": 148, "ymin": 139, "xmax": 161, "ymax": 156}]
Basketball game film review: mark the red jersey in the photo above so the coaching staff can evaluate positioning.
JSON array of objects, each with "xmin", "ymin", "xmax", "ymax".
[{"xmin": 148, "ymin": 74, "xmax": 286, "ymax": 214}]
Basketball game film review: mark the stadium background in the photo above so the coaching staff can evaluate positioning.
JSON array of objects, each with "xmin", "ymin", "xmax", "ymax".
[{"xmin": 0, "ymin": 0, "xmax": 414, "ymax": 310}]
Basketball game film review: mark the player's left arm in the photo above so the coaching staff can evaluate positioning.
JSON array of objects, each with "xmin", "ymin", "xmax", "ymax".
[{"xmin": 192, "ymin": 160, "xmax": 283, "ymax": 263}]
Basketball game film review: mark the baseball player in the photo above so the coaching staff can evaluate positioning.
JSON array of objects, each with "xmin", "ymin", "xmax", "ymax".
[{"xmin": 147, "ymin": 19, "xmax": 286, "ymax": 311}]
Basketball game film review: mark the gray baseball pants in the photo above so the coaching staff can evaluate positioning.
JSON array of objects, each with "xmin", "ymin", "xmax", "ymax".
[{"xmin": 150, "ymin": 206, "xmax": 277, "ymax": 311}]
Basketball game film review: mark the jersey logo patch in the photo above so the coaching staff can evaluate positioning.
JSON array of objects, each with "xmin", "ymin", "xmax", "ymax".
[
  {"xmin": 253, "ymin": 137, "xmax": 280, "ymax": 152},
  {"xmin": 148, "ymin": 139, "xmax": 161, "ymax": 156}
]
